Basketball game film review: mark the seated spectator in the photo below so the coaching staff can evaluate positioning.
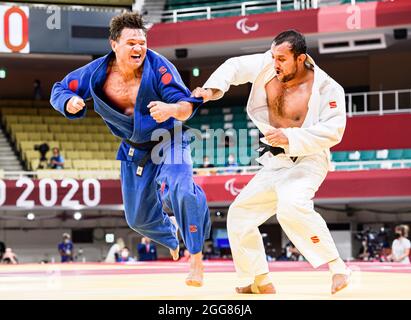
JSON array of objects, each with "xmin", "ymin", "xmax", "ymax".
[
  {"xmin": 50, "ymin": 147, "xmax": 64, "ymax": 169},
  {"xmin": 2, "ymin": 248, "xmax": 18, "ymax": 264},
  {"xmin": 226, "ymin": 153, "xmax": 238, "ymax": 167},
  {"xmin": 137, "ymin": 237, "xmax": 157, "ymax": 261},
  {"xmin": 223, "ymin": 153, "xmax": 241, "ymax": 174},
  {"xmin": 388, "ymin": 225, "xmax": 410, "ymax": 264},
  {"xmin": 105, "ymin": 238, "xmax": 125, "ymax": 263},
  {"xmin": 200, "ymin": 156, "xmax": 215, "ymax": 169}
]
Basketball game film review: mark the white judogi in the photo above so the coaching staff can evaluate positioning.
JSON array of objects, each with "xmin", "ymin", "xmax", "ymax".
[{"xmin": 203, "ymin": 51, "xmax": 347, "ymax": 282}]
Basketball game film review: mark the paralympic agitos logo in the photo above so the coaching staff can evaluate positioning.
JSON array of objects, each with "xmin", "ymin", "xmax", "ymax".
[
  {"xmin": 224, "ymin": 178, "xmax": 243, "ymax": 196},
  {"xmin": 236, "ymin": 18, "xmax": 259, "ymax": 35}
]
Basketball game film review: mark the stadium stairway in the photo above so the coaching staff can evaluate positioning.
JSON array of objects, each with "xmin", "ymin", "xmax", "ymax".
[
  {"xmin": 0, "ymin": 127, "xmax": 24, "ymax": 172},
  {"xmin": 143, "ymin": 0, "xmax": 167, "ymax": 23}
]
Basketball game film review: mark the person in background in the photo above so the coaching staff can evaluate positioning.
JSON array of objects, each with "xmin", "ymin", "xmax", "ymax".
[
  {"xmin": 58, "ymin": 233, "xmax": 74, "ymax": 263},
  {"xmin": 226, "ymin": 153, "xmax": 238, "ymax": 167},
  {"xmin": 388, "ymin": 225, "xmax": 410, "ymax": 264},
  {"xmin": 49, "ymin": 147, "xmax": 65, "ymax": 169},
  {"xmin": 2, "ymin": 248, "xmax": 18, "ymax": 264},
  {"xmin": 200, "ymin": 156, "xmax": 215, "ymax": 169},
  {"xmin": 137, "ymin": 237, "xmax": 157, "ymax": 261},
  {"xmin": 118, "ymin": 247, "xmax": 134, "ymax": 262},
  {"xmin": 33, "ymin": 79, "xmax": 44, "ymax": 100},
  {"xmin": 0, "ymin": 240, "xmax": 5, "ymax": 261},
  {"xmin": 105, "ymin": 238, "xmax": 125, "ymax": 263}
]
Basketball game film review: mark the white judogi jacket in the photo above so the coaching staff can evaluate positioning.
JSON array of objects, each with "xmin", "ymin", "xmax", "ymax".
[{"xmin": 202, "ymin": 50, "xmax": 347, "ymax": 170}]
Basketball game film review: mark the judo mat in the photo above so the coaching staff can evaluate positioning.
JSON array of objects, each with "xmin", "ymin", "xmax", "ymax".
[{"xmin": 0, "ymin": 261, "xmax": 409, "ymax": 300}]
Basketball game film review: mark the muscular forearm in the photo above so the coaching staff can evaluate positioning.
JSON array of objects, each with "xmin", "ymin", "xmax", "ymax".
[{"xmin": 174, "ymin": 101, "xmax": 193, "ymax": 121}]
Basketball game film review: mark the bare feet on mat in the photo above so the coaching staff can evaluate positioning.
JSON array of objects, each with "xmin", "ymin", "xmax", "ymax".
[
  {"xmin": 169, "ymin": 245, "xmax": 179, "ymax": 261},
  {"xmin": 331, "ymin": 270, "xmax": 351, "ymax": 294},
  {"xmin": 169, "ymin": 216, "xmax": 179, "ymax": 261},
  {"xmin": 235, "ymin": 282, "xmax": 276, "ymax": 294},
  {"xmin": 185, "ymin": 252, "xmax": 204, "ymax": 287}
]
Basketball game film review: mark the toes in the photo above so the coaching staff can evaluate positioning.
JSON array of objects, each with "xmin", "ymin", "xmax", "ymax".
[{"xmin": 235, "ymin": 285, "xmax": 253, "ymax": 294}]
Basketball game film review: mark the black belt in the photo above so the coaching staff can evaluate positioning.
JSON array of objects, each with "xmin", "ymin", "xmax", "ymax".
[
  {"xmin": 257, "ymin": 145, "xmax": 298, "ymax": 163},
  {"xmin": 123, "ymin": 126, "xmax": 190, "ymax": 177},
  {"xmin": 124, "ymin": 139, "xmax": 158, "ymax": 177}
]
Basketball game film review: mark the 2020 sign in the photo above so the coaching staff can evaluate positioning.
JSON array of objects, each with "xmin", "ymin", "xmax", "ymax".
[
  {"xmin": 0, "ymin": 178, "xmax": 101, "ymax": 208},
  {"xmin": 0, "ymin": 5, "xmax": 30, "ymax": 53}
]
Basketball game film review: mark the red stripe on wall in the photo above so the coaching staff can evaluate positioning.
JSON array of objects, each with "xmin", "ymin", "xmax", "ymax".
[
  {"xmin": 332, "ymin": 114, "xmax": 411, "ymax": 151},
  {"xmin": 318, "ymin": 2, "xmax": 377, "ymax": 33},
  {"xmin": 317, "ymin": 169, "xmax": 411, "ymax": 199},
  {"xmin": 149, "ymin": 9, "xmax": 318, "ymax": 48},
  {"xmin": 1, "ymin": 169, "xmax": 411, "ymax": 207},
  {"xmin": 376, "ymin": 0, "xmax": 411, "ymax": 27}
]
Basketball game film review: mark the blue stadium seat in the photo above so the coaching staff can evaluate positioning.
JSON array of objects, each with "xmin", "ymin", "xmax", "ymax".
[
  {"xmin": 331, "ymin": 151, "xmax": 349, "ymax": 162},
  {"xmin": 388, "ymin": 149, "xmax": 404, "ymax": 160}
]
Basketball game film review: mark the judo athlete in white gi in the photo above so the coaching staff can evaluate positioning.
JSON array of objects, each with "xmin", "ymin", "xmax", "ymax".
[{"xmin": 193, "ymin": 30, "xmax": 351, "ymax": 294}]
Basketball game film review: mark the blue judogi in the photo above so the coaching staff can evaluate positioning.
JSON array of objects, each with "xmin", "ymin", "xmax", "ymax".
[{"xmin": 50, "ymin": 49, "xmax": 211, "ymax": 254}]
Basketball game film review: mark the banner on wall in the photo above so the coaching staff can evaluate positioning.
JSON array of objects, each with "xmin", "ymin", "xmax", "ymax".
[
  {"xmin": 0, "ymin": 169, "xmax": 411, "ymax": 209},
  {"xmin": 0, "ymin": 5, "xmax": 29, "ymax": 53}
]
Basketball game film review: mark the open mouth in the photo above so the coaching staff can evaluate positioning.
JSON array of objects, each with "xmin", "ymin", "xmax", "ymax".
[{"xmin": 131, "ymin": 54, "xmax": 142, "ymax": 62}]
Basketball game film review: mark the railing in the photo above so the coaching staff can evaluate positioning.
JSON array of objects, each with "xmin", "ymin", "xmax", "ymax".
[
  {"xmin": 332, "ymin": 159, "xmax": 411, "ymax": 170},
  {"xmin": 0, "ymin": 170, "xmax": 119, "ymax": 179},
  {"xmin": 193, "ymin": 165, "xmax": 261, "ymax": 175},
  {"xmin": 345, "ymin": 89, "xmax": 411, "ymax": 117},
  {"xmin": 162, "ymin": 0, "xmax": 317, "ymax": 23},
  {"xmin": 1, "ymin": 158, "xmax": 410, "ymax": 180}
]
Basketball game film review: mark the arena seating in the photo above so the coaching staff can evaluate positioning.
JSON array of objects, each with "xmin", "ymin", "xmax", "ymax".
[
  {"xmin": 162, "ymin": 0, "xmax": 379, "ymax": 22},
  {"xmin": 1, "ymin": 100, "xmax": 410, "ymax": 178},
  {"xmin": 10, "ymin": 0, "xmax": 133, "ymax": 6},
  {"xmin": 0, "ymin": 101, "xmax": 121, "ymax": 179}
]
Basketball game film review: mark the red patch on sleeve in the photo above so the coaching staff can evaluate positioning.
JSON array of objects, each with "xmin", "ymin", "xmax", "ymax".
[
  {"xmin": 159, "ymin": 66, "xmax": 167, "ymax": 75},
  {"xmin": 189, "ymin": 225, "xmax": 198, "ymax": 233},
  {"xmin": 68, "ymin": 79, "xmax": 79, "ymax": 93},
  {"xmin": 161, "ymin": 73, "xmax": 173, "ymax": 85},
  {"xmin": 329, "ymin": 101, "xmax": 337, "ymax": 108}
]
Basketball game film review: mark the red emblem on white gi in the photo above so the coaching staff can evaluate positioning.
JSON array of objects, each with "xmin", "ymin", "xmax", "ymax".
[
  {"xmin": 311, "ymin": 236, "xmax": 320, "ymax": 243},
  {"xmin": 329, "ymin": 101, "xmax": 337, "ymax": 108}
]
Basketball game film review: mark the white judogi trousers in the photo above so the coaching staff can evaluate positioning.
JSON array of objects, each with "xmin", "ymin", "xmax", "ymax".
[{"xmin": 227, "ymin": 150, "xmax": 340, "ymax": 281}]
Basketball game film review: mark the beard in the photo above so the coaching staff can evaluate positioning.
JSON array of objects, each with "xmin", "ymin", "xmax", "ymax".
[{"xmin": 279, "ymin": 69, "xmax": 297, "ymax": 83}]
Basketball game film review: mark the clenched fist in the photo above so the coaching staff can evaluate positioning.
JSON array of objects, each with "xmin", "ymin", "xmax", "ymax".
[
  {"xmin": 66, "ymin": 96, "xmax": 85, "ymax": 114},
  {"xmin": 148, "ymin": 101, "xmax": 177, "ymax": 123}
]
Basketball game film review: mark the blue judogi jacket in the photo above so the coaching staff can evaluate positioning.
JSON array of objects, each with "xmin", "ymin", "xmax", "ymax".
[{"xmin": 50, "ymin": 49, "xmax": 202, "ymax": 161}]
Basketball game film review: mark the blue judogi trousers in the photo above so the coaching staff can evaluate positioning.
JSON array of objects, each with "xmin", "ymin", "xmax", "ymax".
[{"xmin": 120, "ymin": 133, "xmax": 211, "ymax": 254}]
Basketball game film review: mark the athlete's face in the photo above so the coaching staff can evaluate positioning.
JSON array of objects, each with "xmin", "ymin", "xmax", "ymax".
[
  {"xmin": 271, "ymin": 41, "xmax": 302, "ymax": 83},
  {"xmin": 111, "ymin": 28, "xmax": 147, "ymax": 71}
]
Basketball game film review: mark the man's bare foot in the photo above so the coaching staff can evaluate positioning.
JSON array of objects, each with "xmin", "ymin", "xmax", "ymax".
[
  {"xmin": 169, "ymin": 216, "xmax": 179, "ymax": 261},
  {"xmin": 169, "ymin": 245, "xmax": 179, "ymax": 261},
  {"xmin": 235, "ymin": 282, "xmax": 276, "ymax": 294},
  {"xmin": 185, "ymin": 252, "xmax": 204, "ymax": 287},
  {"xmin": 331, "ymin": 270, "xmax": 351, "ymax": 294}
]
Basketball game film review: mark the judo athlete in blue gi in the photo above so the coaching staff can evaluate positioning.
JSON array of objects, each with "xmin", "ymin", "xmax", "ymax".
[{"xmin": 50, "ymin": 12, "xmax": 211, "ymax": 286}]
